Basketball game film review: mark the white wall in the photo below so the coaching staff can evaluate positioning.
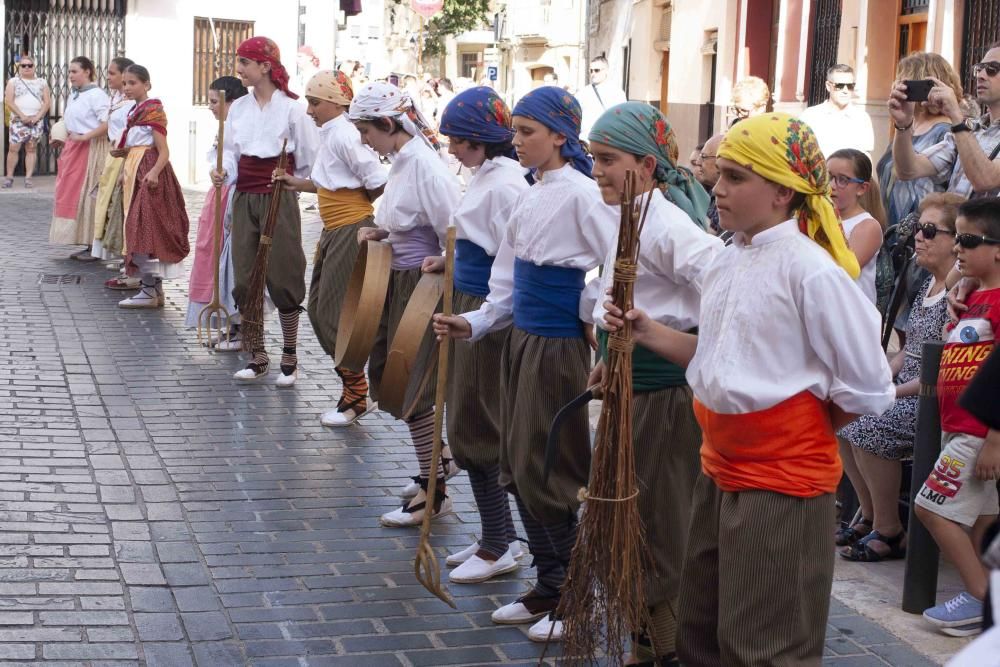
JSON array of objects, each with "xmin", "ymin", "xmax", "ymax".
[{"xmin": 125, "ymin": 0, "xmax": 300, "ymax": 186}]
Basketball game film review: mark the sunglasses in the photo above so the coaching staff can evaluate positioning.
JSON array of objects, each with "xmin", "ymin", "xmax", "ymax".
[
  {"xmin": 830, "ymin": 174, "xmax": 865, "ymax": 187},
  {"xmin": 955, "ymin": 232, "xmax": 1000, "ymax": 249},
  {"xmin": 19, "ymin": 63, "xmax": 34, "ymax": 69},
  {"xmin": 589, "ymin": 68, "xmax": 604, "ymax": 73},
  {"xmin": 973, "ymin": 61, "xmax": 1000, "ymax": 77},
  {"xmin": 829, "ymin": 82, "xmax": 855, "ymax": 91},
  {"xmin": 915, "ymin": 223, "xmax": 956, "ymax": 240}
]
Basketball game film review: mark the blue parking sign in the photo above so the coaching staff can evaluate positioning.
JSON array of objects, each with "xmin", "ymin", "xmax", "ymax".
[{"xmin": 487, "ymin": 65, "xmax": 498, "ymax": 81}]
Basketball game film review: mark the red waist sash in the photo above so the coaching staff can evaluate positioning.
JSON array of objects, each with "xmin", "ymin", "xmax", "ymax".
[
  {"xmin": 695, "ymin": 391, "xmax": 840, "ymax": 498},
  {"xmin": 236, "ymin": 153, "xmax": 296, "ymax": 194}
]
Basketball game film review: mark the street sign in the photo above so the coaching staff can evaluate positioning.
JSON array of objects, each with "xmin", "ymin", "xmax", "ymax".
[
  {"xmin": 483, "ymin": 47, "xmax": 500, "ymax": 62},
  {"xmin": 411, "ymin": 0, "xmax": 443, "ymax": 19},
  {"xmin": 487, "ymin": 66, "xmax": 498, "ymax": 81}
]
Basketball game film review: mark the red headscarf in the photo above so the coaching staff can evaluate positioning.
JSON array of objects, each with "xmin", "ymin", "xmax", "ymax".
[{"xmin": 237, "ymin": 36, "xmax": 298, "ymax": 100}]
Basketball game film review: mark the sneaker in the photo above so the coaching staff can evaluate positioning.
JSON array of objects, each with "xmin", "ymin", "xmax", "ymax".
[
  {"xmin": 105, "ymin": 276, "xmax": 141, "ymax": 291},
  {"xmin": 118, "ymin": 284, "xmax": 163, "ymax": 309},
  {"xmin": 447, "ymin": 541, "xmax": 524, "ymax": 566},
  {"xmin": 528, "ymin": 613, "xmax": 563, "ymax": 642},
  {"xmin": 320, "ymin": 399, "xmax": 377, "ymax": 427},
  {"xmin": 380, "ymin": 491, "xmax": 453, "ymax": 528},
  {"xmin": 275, "ymin": 367, "xmax": 298, "ymax": 388},
  {"xmin": 234, "ymin": 363, "xmax": 268, "ymax": 382},
  {"xmin": 450, "ymin": 549, "xmax": 519, "ymax": 584},
  {"xmin": 491, "ymin": 591, "xmax": 558, "ymax": 625},
  {"xmin": 923, "ymin": 592, "xmax": 983, "ymax": 630}
]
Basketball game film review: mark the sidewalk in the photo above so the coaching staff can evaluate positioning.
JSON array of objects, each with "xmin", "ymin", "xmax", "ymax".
[{"xmin": 0, "ymin": 186, "xmax": 972, "ymax": 665}]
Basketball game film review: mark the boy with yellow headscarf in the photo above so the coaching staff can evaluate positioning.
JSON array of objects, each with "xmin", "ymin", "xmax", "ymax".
[{"xmin": 602, "ymin": 113, "xmax": 894, "ymax": 665}]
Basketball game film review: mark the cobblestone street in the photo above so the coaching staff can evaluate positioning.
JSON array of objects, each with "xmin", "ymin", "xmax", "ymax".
[{"xmin": 0, "ymin": 185, "xmax": 946, "ymax": 665}]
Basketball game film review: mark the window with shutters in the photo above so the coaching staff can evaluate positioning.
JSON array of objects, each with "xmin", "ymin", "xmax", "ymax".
[{"xmin": 192, "ymin": 17, "xmax": 255, "ymax": 106}]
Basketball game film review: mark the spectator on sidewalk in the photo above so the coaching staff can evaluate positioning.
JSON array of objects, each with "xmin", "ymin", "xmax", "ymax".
[
  {"xmin": 800, "ymin": 64, "xmax": 875, "ymax": 158},
  {"xmin": 836, "ymin": 193, "xmax": 962, "ymax": 562},
  {"xmin": 698, "ymin": 134, "xmax": 724, "ymax": 233},
  {"xmin": 729, "ymin": 76, "xmax": 770, "ymax": 126},
  {"xmin": 915, "ymin": 197, "xmax": 1000, "ymax": 637},
  {"xmin": 688, "ymin": 142, "xmax": 704, "ymax": 184},
  {"xmin": 577, "ymin": 56, "xmax": 627, "ymax": 141},
  {"xmin": 3, "ymin": 54, "xmax": 50, "ymax": 189},
  {"xmin": 890, "ymin": 42, "xmax": 1000, "ymax": 199}
]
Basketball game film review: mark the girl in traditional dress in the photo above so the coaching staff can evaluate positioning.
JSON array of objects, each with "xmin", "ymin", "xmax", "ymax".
[
  {"xmin": 586, "ymin": 102, "xmax": 721, "ymax": 665},
  {"xmin": 432, "ymin": 87, "xmax": 529, "ymax": 583},
  {"xmin": 433, "ymin": 86, "xmax": 617, "ymax": 642},
  {"xmin": 273, "ymin": 70, "xmax": 386, "ymax": 424},
  {"xmin": 115, "ymin": 64, "xmax": 190, "ymax": 309},
  {"xmin": 185, "ymin": 76, "xmax": 249, "ymax": 345},
  {"xmin": 347, "ymin": 82, "xmax": 462, "ymax": 527},
  {"xmin": 49, "ymin": 56, "xmax": 110, "ymax": 259},
  {"xmin": 93, "ymin": 56, "xmax": 135, "ymax": 279}
]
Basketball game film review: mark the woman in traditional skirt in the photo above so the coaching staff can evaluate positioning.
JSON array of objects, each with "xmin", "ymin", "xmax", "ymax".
[
  {"xmin": 347, "ymin": 82, "xmax": 462, "ymax": 527},
  {"xmin": 185, "ymin": 76, "xmax": 249, "ymax": 345},
  {"xmin": 432, "ymin": 87, "xmax": 528, "ymax": 583},
  {"xmin": 274, "ymin": 70, "xmax": 387, "ymax": 424},
  {"xmin": 433, "ymin": 86, "xmax": 617, "ymax": 642},
  {"xmin": 587, "ymin": 103, "xmax": 721, "ymax": 666},
  {"xmin": 49, "ymin": 56, "xmax": 111, "ymax": 259},
  {"xmin": 114, "ymin": 64, "xmax": 190, "ymax": 309},
  {"xmin": 93, "ymin": 57, "xmax": 135, "ymax": 282}
]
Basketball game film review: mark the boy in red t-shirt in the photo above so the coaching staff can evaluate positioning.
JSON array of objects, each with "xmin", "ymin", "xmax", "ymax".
[{"xmin": 915, "ymin": 197, "xmax": 1000, "ymax": 637}]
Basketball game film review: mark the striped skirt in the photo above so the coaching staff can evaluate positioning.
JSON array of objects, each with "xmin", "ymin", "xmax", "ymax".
[
  {"xmin": 633, "ymin": 385, "xmax": 702, "ymax": 606},
  {"xmin": 307, "ymin": 218, "xmax": 372, "ymax": 358},
  {"xmin": 499, "ymin": 327, "xmax": 590, "ymax": 525},
  {"xmin": 91, "ymin": 154, "xmax": 124, "ymax": 259},
  {"xmin": 446, "ymin": 290, "xmax": 510, "ymax": 471},
  {"xmin": 368, "ymin": 267, "xmax": 438, "ymax": 420},
  {"xmin": 75, "ymin": 135, "xmax": 110, "ymax": 246}
]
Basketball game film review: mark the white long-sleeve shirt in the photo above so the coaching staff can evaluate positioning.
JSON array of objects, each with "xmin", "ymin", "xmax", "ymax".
[
  {"xmin": 375, "ymin": 137, "xmax": 461, "ymax": 245},
  {"xmin": 587, "ymin": 191, "xmax": 723, "ymax": 331},
  {"xmin": 452, "ymin": 156, "xmax": 529, "ymax": 254},
  {"xmin": 107, "ymin": 98, "xmax": 134, "ymax": 145},
  {"xmin": 686, "ymin": 219, "xmax": 895, "ymax": 416},
  {"xmin": 223, "ymin": 90, "xmax": 317, "ymax": 179},
  {"xmin": 463, "ymin": 164, "xmax": 617, "ymax": 340},
  {"xmin": 311, "ymin": 114, "xmax": 387, "ymax": 192},
  {"xmin": 63, "ymin": 87, "xmax": 109, "ymax": 134}
]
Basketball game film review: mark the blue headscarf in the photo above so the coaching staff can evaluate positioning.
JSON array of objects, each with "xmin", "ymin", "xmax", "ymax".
[
  {"xmin": 512, "ymin": 86, "xmax": 593, "ymax": 178},
  {"xmin": 440, "ymin": 87, "xmax": 517, "ymax": 160}
]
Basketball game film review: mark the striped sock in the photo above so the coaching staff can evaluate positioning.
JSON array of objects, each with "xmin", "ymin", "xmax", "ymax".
[
  {"xmin": 467, "ymin": 465, "xmax": 513, "ymax": 559},
  {"xmin": 515, "ymin": 493, "xmax": 577, "ymax": 600},
  {"xmin": 278, "ymin": 309, "xmax": 299, "ymax": 372},
  {"xmin": 406, "ymin": 409, "xmax": 446, "ymax": 481},
  {"xmin": 335, "ymin": 367, "xmax": 369, "ymax": 408},
  {"xmin": 243, "ymin": 320, "xmax": 268, "ymax": 372},
  {"xmin": 647, "ymin": 601, "xmax": 679, "ymax": 659}
]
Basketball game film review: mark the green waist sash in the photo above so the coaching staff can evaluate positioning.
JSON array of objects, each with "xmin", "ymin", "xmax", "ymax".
[{"xmin": 597, "ymin": 327, "xmax": 688, "ymax": 392}]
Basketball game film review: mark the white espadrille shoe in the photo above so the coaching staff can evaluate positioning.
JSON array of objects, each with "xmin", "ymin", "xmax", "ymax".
[
  {"xmin": 449, "ymin": 549, "xmax": 519, "ymax": 584},
  {"xmin": 527, "ymin": 613, "xmax": 563, "ymax": 642}
]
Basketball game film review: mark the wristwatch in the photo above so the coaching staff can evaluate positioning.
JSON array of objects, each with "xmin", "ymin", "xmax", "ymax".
[{"xmin": 951, "ymin": 118, "xmax": 976, "ymax": 134}]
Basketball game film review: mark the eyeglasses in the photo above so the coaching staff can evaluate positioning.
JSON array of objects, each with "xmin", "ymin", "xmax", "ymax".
[
  {"xmin": 690, "ymin": 159, "xmax": 702, "ymax": 167},
  {"xmin": 700, "ymin": 154, "xmax": 717, "ymax": 162},
  {"xmin": 955, "ymin": 232, "xmax": 1000, "ymax": 249},
  {"xmin": 589, "ymin": 68, "xmax": 603, "ymax": 74},
  {"xmin": 830, "ymin": 174, "xmax": 865, "ymax": 187},
  {"xmin": 19, "ymin": 63, "xmax": 34, "ymax": 69},
  {"xmin": 915, "ymin": 223, "xmax": 956, "ymax": 240},
  {"xmin": 830, "ymin": 82, "xmax": 856, "ymax": 91},
  {"xmin": 973, "ymin": 61, "xmax": 1000, "ymax": 78}
]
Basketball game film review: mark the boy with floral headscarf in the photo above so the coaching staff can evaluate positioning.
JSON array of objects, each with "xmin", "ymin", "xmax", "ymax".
[{"xmin": 602, "ymin": 113, "xmax": 895, "ymax": 665}]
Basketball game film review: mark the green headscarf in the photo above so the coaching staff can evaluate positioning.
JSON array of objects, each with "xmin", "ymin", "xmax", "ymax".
[{"xmin": 589, "ymin": 102, "xmax": 710, "ymax": 228}]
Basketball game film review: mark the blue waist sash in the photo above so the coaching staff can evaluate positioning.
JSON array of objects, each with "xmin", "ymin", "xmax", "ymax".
[
  {"xmin": 513, "ymin": 257, "xmax": 585, "ymax": 338},
  {"xmin": 454, "ymin": 239, "xmax": 494, "ymax": 298}
]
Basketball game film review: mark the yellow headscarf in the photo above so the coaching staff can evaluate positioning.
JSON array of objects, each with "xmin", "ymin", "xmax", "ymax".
[{"xmin": 718, "ymin": 113, "xmax": 860, "ymax": 279}]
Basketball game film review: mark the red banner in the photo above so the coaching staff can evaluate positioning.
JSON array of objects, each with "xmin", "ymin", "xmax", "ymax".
[{"xmin": 411, "ymin": 0, "xmax": 444, "ymax": 19}]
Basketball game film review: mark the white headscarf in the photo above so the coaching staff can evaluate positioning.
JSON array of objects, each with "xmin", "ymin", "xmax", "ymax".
[{"xmin": 348, "ymin": 81, "xmax": 440, "ymax": 152}]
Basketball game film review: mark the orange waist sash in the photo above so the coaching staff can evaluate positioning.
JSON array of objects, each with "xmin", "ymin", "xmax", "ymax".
[
  {"xmin": 317, "ymin": 186, "xmax": 373, "ymax": 230},
  {"xmin": 694, "ymin": 391, "xmax": 840, "ymax": 498}
]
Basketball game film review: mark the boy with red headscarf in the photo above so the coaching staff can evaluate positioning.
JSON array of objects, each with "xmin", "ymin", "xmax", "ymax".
[{"xmin": 215, "ymin": 37, "xmax": 318, "ymax": 386}]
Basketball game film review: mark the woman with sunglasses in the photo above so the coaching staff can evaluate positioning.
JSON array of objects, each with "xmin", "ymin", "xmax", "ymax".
[
  {"xmin": 3, "ymin": 55, "xmax": 50, "ymax": 189},
  {"xmin": 837, "ymin": 192, "xmax": 963, "ymax": 562}
]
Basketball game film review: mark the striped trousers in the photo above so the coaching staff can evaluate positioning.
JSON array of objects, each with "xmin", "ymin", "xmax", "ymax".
[{"xmin": 677, "ymin": 473, "xmax": 835, "ymax": 667}]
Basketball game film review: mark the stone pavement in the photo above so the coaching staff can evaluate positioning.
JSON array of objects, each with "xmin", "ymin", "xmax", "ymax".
[{"xmin": 0, "ymin": 184, "xmax": 951, "ymax": 665}]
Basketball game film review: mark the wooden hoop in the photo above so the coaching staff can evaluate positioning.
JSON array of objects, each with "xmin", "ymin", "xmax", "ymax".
[
  {"xmin": 334, "ymin": 240, "xmax": 392, "ymax": 372},
  {"xmin": 379, "ymin": 272, "xmax": 444, "ymax": 420}
]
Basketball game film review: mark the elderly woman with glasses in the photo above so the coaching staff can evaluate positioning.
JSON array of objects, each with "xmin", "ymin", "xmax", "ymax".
[{"xmin": 3, "ymin": 55, "xmax": 50, "ymax": 189}]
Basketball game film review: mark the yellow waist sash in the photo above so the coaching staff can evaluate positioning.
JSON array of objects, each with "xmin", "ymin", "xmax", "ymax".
[{"xmin": 317, "ymin": 186, "xmax": 373, "ymax": 230}]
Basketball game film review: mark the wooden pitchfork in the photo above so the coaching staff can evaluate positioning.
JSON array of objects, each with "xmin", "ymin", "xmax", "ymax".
[
  {"xmin": 196, "ymin": 90, "xmax": 232, "ymax": 347},
  {"xmin": 414, "ymin": 226, "xmax": 457, "ymax": 609}
]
